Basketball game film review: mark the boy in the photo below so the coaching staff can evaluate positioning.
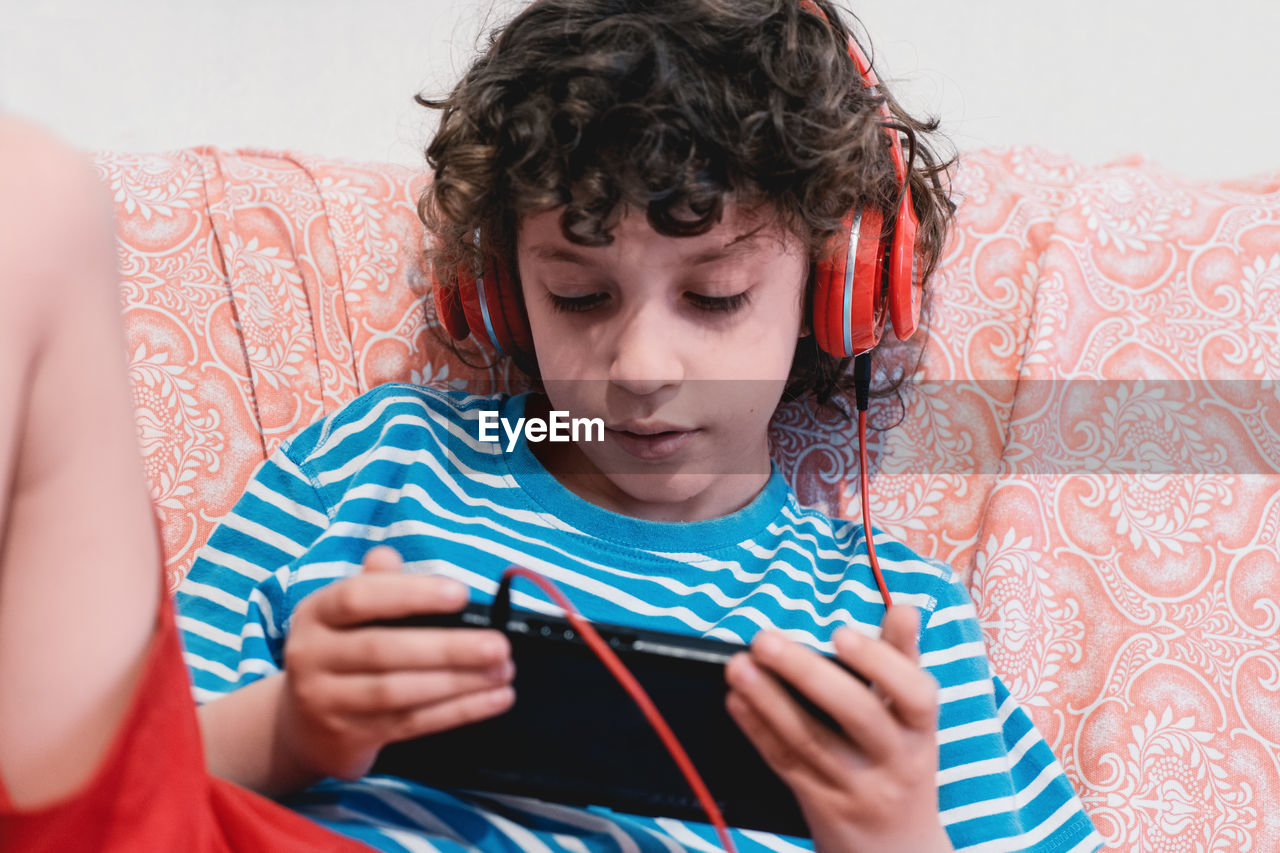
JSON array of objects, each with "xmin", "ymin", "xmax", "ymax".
[{"xmin": 177, "ymin": 1, "xmax": 1105, "ymax": 851}]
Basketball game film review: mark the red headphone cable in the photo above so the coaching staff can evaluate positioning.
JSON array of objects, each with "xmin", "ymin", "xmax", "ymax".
[
  {"xmin": 480, "ymin": 355, "xmax": 890, "ymax": 853},
  {"xmin": 853, "ymin": 351, "xmax": 893, "ymax": 613},
  {"xmin": 494, "ymin": 566, "xmax": 739, "ymax": 853}
]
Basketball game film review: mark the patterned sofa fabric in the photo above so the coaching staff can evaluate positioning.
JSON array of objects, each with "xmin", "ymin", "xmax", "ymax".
[{"xmin": 94, "ymin": 146, "xmax": 1280, "ymax": 852}]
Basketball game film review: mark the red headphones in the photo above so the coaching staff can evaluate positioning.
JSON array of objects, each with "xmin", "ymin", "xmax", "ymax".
[{"xmin": 432, "ymin": 0, "xmax": 920, "ymax": 365}]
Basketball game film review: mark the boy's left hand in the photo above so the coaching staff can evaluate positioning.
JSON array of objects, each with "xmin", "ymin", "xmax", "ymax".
[{"xmin": 725, "ymin": 606, "xmax": 953, "ymax": 853}]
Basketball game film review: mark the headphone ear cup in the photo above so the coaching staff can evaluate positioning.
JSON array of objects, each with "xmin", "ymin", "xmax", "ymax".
[
  {"xmin": 453, "ymin": 264, "xmax": 493, "ymax": 352},
  {"xmin": 812, "ymin": 207, "xmax": 885, "ymax": 358},
  {"xmin": 433, "ymin": 262, "xmax": 471, "ymax": 340},
  {"xmin": 885, "ymin": 188, "xmax": 920, "ymax": 342},
  {"xmin": 432, "ymin": 232, "xmax": 536, "ymax": 366},
  {"xmin": 811, "ymin": 211, "xmax": 853, "ymax": 357},
  {"xmin": 848, "ymin": 206, "xmax": 886, "ymax": 355},
  {"xmin": 484, "ymin": 253, "xmax": 535, "ymax": 361}
]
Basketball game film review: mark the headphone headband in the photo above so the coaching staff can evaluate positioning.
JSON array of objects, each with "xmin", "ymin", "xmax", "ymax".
[
  {"xmin": 432, "ymin": 0, "xmax": 922, "ymax": 365},
  {"xmin": 799, "ymin": 0, "xmax": 920, "ymax": 353}
]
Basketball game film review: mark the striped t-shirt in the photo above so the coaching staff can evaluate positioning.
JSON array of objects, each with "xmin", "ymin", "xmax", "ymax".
[{"xmin": 176, "ymin": 383, "xmax": 1103, "ymax": 853}]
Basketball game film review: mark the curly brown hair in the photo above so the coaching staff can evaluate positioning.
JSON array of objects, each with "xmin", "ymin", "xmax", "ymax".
[{"xmin": 416, "ymin": 0, "xmax": 955, "ymax": 415}]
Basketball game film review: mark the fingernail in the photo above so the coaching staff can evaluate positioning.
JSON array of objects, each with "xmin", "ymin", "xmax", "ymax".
[
  {"xmin": 482, "ymin": 635, "xmax": 508, "ymax": 660},
  {"xmin": 487, "ymin": 660, "xmax": 515, "ymax": 682},
  {"xmin": 836, "ymin": 627, "xmax": 863, "ymax": 650},
  {"xmin": 489, "ymin": 686, "xmax": 515, "ymax": 709},
  {"xmin": 731, "ymin": 656, "xmax": 760, "ymax": 686},
  {"xmin": 754, "ymin": 632, "xmax": 782, "ymax": 660},
  {"xmin": 441, "ymin": 579, "xmax": 468, "ymax": 603}
]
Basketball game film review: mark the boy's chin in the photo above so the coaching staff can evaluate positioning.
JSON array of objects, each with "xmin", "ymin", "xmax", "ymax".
[{"xmin": 583, "ymin": 470, "xmax": 769, "ymax": 523}]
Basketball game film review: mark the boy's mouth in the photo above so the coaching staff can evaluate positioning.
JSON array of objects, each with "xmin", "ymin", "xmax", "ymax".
[
  {"xmin": 605, "ymin": 425, "xmax": 700, "ymax": 461},
  {"xmin": 610, "ymin": 420, "xmax": 690, "ymax": 436}
]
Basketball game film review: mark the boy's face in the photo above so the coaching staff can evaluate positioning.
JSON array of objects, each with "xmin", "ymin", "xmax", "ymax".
[{"xmin": 515, "ymin": 202, "xmax": 808, "ymax": 522}]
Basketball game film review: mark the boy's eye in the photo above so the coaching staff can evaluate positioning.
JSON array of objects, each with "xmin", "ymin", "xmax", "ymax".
[
  {"xmin": 686, "ymin": 291, "xmax": 751, "ymax": 313},
  {"xmin": 547, "ymin": 292, "xmax": 608, "ymax": 313},
  {"xmin": 545, "ymin": 289, "xmax": 752, "ymax": 314}
]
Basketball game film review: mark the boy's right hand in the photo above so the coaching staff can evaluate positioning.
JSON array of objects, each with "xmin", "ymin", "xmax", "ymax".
[{"xmin": 278, "ymin": 545, "xmax": 515, "ymax": 782}]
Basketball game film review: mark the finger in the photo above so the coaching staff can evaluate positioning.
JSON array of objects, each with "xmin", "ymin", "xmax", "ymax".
[
  {"xmin": 317, "ymin": 661, "xmax": 515, "ymax": 714},
  {"xmin": 382, "ymin": 684, "xmax": 517, "ymax": 743},
  {"xmin": 748, "ymin": 631, "xmax": 900, "ymax": 761},
  {"xmin": 318, "ymin": 626, "xmax": 511, "ymax": 673},
  {"xmin": 878, "ymin": 605, "xmax": 921, "ymax": 663},
  {"xmin": 724, "ymin": 652, "xmax": 848, "ymax": 788},
  {"xmin": 726, "ymin": 689, "xmax": 824, "ymax": 796},
  {"xmin": 833, "ymin": 626, "xmax": 938, "ymax": 732},
  {"xmin": 362, "ymin": 544, "xmax": 404, "ymax": 574},
  {"xmin": 308, "ymin": 573, "xmax": 470, "ymax": 628}
]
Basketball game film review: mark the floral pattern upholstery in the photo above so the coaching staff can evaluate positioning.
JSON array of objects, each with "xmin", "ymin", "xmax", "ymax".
[{"xmin": 93, "ymin": 145, "xmax": 1280, "ymax": 852}]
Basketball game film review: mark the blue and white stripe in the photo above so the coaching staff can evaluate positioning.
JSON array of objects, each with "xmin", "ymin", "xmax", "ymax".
[{"xmin": 176, "ymin": 384, "xmax": 1102, "ymax": 853}]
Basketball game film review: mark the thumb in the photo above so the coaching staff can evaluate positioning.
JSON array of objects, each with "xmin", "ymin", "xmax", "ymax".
[
  {"xmin": 362, "ymin": 544, "xmax": 404, "ymax": 574},
  {"xmin": 879, "ymin": 604, "xmax": 921, "ymax": 663}
]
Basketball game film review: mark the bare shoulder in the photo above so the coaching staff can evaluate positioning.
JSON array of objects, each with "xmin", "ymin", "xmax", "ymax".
[
  {"xmin": 0, "ymin": 114, "xmax": 102, "ymax": 193},
  {"xmin": 0, "ymin": 115, "xmax": 115, "ymax": 322}
]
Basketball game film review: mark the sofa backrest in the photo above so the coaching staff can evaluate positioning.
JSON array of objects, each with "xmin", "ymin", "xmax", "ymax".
[{"xmin": 94, "ymin": 145, "xmax": 1280, "ymax": 852}]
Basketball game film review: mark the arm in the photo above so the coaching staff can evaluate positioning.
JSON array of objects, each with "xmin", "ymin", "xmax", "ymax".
[
  {"xmin": 0, "ymin": 117, "xmax": 161, "ymax": 808},
  {"xmin": 196, "ymin": 672, "xmax": 309, "ymax": 798},
  {"xmin": 180, "ymin": 446, "xmax": 516, "ymax": 797}
]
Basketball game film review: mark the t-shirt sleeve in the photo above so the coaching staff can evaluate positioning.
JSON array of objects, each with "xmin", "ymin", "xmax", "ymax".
[
  {"xmin": 175, "ymin": 437, "xmax": 332, "ymax": 703},
  {"xmin": 921, "ymin": 571, "xmax": 1104, "ymax": 853}
]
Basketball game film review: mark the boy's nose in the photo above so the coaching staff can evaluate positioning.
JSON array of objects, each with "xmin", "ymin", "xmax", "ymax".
[{"xmin": 607, "ymin": 307, "xmax": 684, "ymax": 396}]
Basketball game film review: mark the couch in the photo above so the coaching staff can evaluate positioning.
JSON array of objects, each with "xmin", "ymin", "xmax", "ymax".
[{"xmin": 92, "ymin": 144, "xmax": 1280, "ymax": 852}]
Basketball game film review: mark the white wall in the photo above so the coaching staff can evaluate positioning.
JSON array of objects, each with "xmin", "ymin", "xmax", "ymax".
[
  {"xmin": 854, "ymin": 0, "xmax": 1280, "ymax": 181},
  {"xmin": 3, "ymin": 0, "xmax": 1277, "ymax": 180}
]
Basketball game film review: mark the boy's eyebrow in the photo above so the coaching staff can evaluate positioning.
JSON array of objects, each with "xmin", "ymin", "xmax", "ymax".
[{"xmin": 528, "ymin": 231, "xmax": 766, "ymax": 268}]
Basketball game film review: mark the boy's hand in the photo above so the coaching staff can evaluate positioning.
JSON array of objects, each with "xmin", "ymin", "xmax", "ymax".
[
  {"xmin": 278, "ymin": 545, "xmax": 515, "ymax": 782},
  {"xmin": 725, "ymin": 606, "xmax": 953, "ymax": 853}
]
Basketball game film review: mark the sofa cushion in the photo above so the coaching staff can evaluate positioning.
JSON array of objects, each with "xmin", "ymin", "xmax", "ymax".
[{"xmin": 94, "ymin": 144, "xmax": 1280, "ymax": 851}]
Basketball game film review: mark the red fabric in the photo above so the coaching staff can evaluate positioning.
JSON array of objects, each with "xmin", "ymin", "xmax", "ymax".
[{"xmin": 0, "ymin": 591, "xmax": 371, "ymax": 852}]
